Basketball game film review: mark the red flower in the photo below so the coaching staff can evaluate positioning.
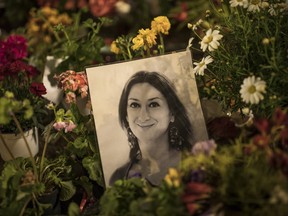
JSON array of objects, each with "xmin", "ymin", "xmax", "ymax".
[
  {"xmin": 89, "ymin": 0, "xmax": 117, "ymax": 17},
  {"xmin": 254, "ymin": 118, "xmax": 270, "ymax": 134},
  {"xmin": 182, "ymin": 182, "xmax": 213, "ymax": 215},
  {"xmin": 3, "ymin": 60, "xmax": 29, "ymax": 77},
  {"xmin": 270, "ymin": 151, "xmax": 288, "ymax": 177},
  {"xmin": 26, "ymin": 65, "xmax": 40, "ymax": 77},
  {"xmin": 0, "ymin": 35, "xmax": 27, "ymax": 64},
  {"xmin": 253, "ymin": 134, "xmax": 270, "ymax": 148},
  {"xmin": 273, "ymin": 108, "xmax": 288, "ymax": 126},
  {"xmin": 173, "ymin": 2, "xmax": 188, "ymax": 22},
  {"xmin": 29, "ymin": 82, "xmax": 47, "ymax": 96}
]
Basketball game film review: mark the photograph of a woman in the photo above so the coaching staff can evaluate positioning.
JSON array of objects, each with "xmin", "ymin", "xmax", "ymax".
[
  {"xmin": 85, "ymin": 50, "xmax": 208, "ymax": 187},
  {"xmin": 109, "ymin": 71, "xmax": 192, "ymax": 186}
]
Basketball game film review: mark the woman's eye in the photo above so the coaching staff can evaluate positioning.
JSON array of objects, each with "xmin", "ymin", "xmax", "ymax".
[
  {"xmin": 149, "ymin": 102, "xmax": 160, "ymax": 108},
  {"xmin": 129, "ymin": 102, "xmax": 140, "ymax": 108}
]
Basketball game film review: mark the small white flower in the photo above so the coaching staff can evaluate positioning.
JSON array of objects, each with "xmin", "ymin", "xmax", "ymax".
[
  {"xmin": 193, "ymin": 55, "xmax": 214, "ymax": 76},
  {"xmin": 229, "ymin": 0, "xmax": 249, "ymax": 8},
  {"xmin": 268, "ymin": 5, "xmax": 277, "ymax": 16},
  {"xmin": 235, "ymin": 109, "xmax": 254, "ymax": 127},
  {"xmin": 200, "ymin": 29, "xmax": 223, "ymax": 52},
  {"xmin": 115, "ymin": 1, "xmax": 131, "ymax": 14},
  {"xmin": 187, "ymin": 37, "xmax": 194, "ymax": 49},
  {"xmin": 247, "ymin": 0, "xmax": 262, "ymax": 12},
  {"xmin": 240, "ymin": 76, "xmax": 266, "ymax": 104}
]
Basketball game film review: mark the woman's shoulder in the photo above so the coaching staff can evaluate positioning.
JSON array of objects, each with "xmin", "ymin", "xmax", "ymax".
[{"xmin": 109, "ymin": 161, "xmax": 132, "ymax": 186}]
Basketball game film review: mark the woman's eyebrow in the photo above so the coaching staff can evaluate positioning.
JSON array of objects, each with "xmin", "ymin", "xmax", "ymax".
[
  {"xmin": 128, "ymin": 97, "xmax": 162, "ymax": 101},
  {"xmin": 148, "ymin": 97, "xmax": 161, "ymax": 101},
  {"xmin": 128, "ymin": 98, "xmax": 139, "ymax": 101}
]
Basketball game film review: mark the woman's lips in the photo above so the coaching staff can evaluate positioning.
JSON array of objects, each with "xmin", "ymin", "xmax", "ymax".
[{"xmin": 137, "ymin": 123, "xmax": 154, "ymax": 128}]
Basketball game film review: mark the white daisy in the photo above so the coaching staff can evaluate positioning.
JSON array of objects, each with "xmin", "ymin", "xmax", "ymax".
[
  {"xmin": 229, "ymin": 0, "xmax": 249, "ymax": 8},
  {"xmin": 193, "ymin": 56, "xmax": 214, "ymax": 76},
  {"xmin": 240, "ymin": 76, "xmax": 266, "ymax": 104},
  {"xmin": 268, "ymin": 6, "xmax": 276, "ymax": 16},
  {"xmin": 247, "ymin": 0, "xmax": 262, "ymax": 12},
  {"xmin": 200, "ymin": 29, "xmax": 223, "ymax": 52}
]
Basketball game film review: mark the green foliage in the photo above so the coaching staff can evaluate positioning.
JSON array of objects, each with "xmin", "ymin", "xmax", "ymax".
[
  {"xmin": 99, "ymin": 177, "xmax": 187, "ymax": 216},
  {"xmin": 68, "ymin": 202, "xmax": 81, "ymax": 216},
  {"xmin": 52, "ymin": 17, "xmax": 111, "ymax": 72},
  {"xmin": 189, "ymin": 0, "xmax": 288, "ymax": 117},
  {"xmin": 82, "ymin": 155, "xmax": 104, "ymax": 187},
  {"xmin": 99, "ymin": 178, "xmax": 147, "ymax": 216},
  {"xmin": 181, "ymin": 108, "xmax": 288, "ymax": 215}
]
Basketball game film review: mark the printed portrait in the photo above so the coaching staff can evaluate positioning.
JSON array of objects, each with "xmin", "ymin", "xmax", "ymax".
[{"xmin": 85, "ymin": 50, "xmax": 208, "ymax": 187}]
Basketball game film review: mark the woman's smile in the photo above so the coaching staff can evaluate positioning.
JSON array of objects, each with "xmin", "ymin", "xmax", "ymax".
[
  {"xmin": 126, "ymin": 83, "xmax": 173, "ymax": 142},
  {"xmin": 136, "ymin": 122, "xmax": 155, "ymax": 129}
]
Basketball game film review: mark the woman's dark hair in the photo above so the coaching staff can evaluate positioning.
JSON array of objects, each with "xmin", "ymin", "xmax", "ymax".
[{"xmin": 118, "ymin": 71, "xmax": 192, "ymax": 154}]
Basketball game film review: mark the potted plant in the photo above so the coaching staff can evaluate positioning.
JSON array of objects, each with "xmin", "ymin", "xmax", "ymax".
[
  {"xmin": 45, "ymin": 70, "xmax": 105, "ymax": 213},
  {"xmin": 0, "ymin": 92, "xmax": 76, "ymax": 215},
  {"xmin": 24, "ymin": 6, "xmax": 110, "ymax": 105},
  {"xmin": 0, "ymin": 34, "xmax": 48, "ymax": 160}
]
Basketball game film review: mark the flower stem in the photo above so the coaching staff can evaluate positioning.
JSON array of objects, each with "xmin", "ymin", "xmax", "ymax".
[
  {"xmin": 159, "ymin": 33, "xmax": 165, "ymax": 54},
  {"xmin": 0, "ymin": 133, "xmax": 15, "ymax": 160},
  {"xmin": 11, "ymin": 112, "xmax": 38, "ymax": 182},
  {"xmin": 39, "ymin": 123, "xmax": 53, "ymax": 182}
]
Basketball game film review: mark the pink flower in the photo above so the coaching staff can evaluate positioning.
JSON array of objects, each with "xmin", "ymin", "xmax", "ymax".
[
  {"xmin": 53, "ymin": 121, "xmax": 66, "ymax": 131},
  {"xmin": 65, "ymin": 121, "xmax": 77, "ymax": 133},
  {"xmin": 55, "ymin": 70, "xmax": 89, "ymax": 103},
  {"xmin": 80, "ymin": 86, "xmax": 88, "ymax": 98},
  {"xmin": 65, "ymin": 91, "xmax": 77, "ymax": 104}
]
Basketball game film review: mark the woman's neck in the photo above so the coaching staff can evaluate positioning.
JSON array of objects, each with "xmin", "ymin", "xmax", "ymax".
[{"xmin": 138, "ymin": 134, "xmax": 170, "ymax": 160}]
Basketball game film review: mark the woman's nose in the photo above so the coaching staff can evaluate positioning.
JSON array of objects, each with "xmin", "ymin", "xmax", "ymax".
[{"xmin": 138, "ymin": 106, "xmax": 150, "ymax": 121}]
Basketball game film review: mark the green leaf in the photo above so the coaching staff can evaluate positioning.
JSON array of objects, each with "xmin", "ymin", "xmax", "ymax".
[
  {"xmin": 68, "ymin": 202, "xmax": 80, "ymax": 216},
  {"xmin": 82, "ymin": 155, "xmax": 104, "ymax": 186},
  {"xmin": 59, "ymin": 180, "xmax": 76, "ymax": 201}
]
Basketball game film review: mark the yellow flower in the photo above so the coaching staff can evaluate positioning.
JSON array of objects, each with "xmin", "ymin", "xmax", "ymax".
[
  {"xmin": 59, "ymin": 14, "xmax": 73, "ymax": 25},
  {"xmin": 164, "ymin": 168, "xmax": 181, "ymax": 188},
  {"xmin": 29, "ymin": 23, "xmax": 40, "ymax": 33},
  {"xmin": 41, "ymin": 6, "xmax": 58, "ymax": 17},
  {"xmin": 132, "ymin": 28, "xmax": 157, "ymax": 51},
  {"xmin": 151, "ymin": 16, "xmax": 171, "ymax": 35},
  {"xmin": 110, "ymin": 41, "xmax": 121, "ymax": 54},
  {"xmin": 48, "ymin": 16, "xmax": 59, "ymax": 25}
]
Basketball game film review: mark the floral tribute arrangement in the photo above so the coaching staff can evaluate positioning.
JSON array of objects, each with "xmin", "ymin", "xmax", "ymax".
[
  {"xmin": 99, "ymin": 108, "xmax": 288, "ymax": 216},
  {"xmin": 96, "ymin": 2, "xmax": 288, "ymax": 216},
  {"xmin": 0, "ymin": 34, "xmax": 48, "ymax": 133},
  {"xmin": 1, "ymin": 1, "xmax": 288, "ymax": 215},
  {"xmin": 188, "ymin": 0, "xmax": 288, "ymax": 118}
]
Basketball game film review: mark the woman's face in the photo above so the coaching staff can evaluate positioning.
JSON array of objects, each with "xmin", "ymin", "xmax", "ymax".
[{"xmin": 126, "ymin": 83, "xmax": 174, "ymax": 143}]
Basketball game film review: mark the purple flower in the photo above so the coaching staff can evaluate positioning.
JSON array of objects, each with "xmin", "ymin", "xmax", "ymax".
[{"xmin": 192, "ymin": 139, "xmax": 217, "ymax": 156}]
